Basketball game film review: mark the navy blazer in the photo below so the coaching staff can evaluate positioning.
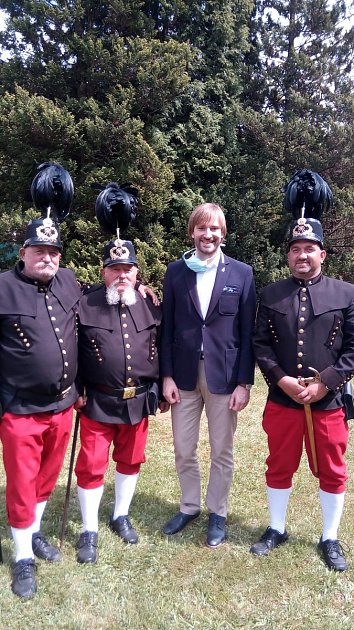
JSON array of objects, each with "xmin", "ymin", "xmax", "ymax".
[{"xmin": 160, "ymin": 253, "xmax": 256, "ymax": 394}]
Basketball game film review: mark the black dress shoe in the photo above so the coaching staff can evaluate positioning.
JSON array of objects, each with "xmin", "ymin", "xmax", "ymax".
[
  {"xmin": 206, "ymin": 513, "xmax": 226, "ymax": 548},
  {"xmin": 109, "ymin": 515, "xmax": 138, "ymax": 544},
  {"xmin": 318, "ymin": 537, "xmax": 347, "ymax": 571},
  {"xmin": 163, "ymin": 511, "xmax": 201, "ymax": 535},
  {"xmin": 77, "ymin": 531, "xmax": 98, "ymax": 564},
  {"xmin": 250, "ymin": 526, "xmax": 289, "ymax": 556},
  {"xmin": 32, "ymin": 531, "xmax": 61, "ymax": 562},
  {"xmin": 11, "ymin": 558, "xmax": 37, "ymax": 599}
]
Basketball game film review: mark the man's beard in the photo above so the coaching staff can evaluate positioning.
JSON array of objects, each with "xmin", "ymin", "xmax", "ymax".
[{"xmin": 106, "ymin": 283, "xmax": 137, "ymax": 306}]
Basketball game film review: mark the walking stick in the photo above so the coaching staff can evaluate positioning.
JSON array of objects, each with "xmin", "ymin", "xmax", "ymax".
[
  {"xmin": 298, "ymin": 367, "xmax": 321, "ymax": 477},
  {"xmin": 59, "ymin": 411, "xmax": 80, "ymax": 550}
]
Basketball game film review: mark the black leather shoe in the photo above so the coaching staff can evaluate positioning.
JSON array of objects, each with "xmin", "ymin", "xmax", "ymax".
[
  {"xmin": 77, "ymin": 531, "xmax": 98, "ymax": 564},
  {"xmin": 318, "ymin": 537, "xmax": 347, "ymax": 571},
  {"xmin": 109, "ymin": 515, "xmax": 138, "ymax": 544},
  {"xmin": 32, "ymin": 531, "xmax": 61, "ymax": 562},
  {"xmin": 206, "ymin": 513, "xmax": 226, "ymax": 548},
  {"xmin": 162, "ymin": 511, "xmax": 201, "ymax": 535},
  {"xmin": 11, "ymin": 558, "xmax": 37, "ymax": 599},
  {"xmin": 250, "ymin": 526, "xmax": 289, "ymax": 556}
]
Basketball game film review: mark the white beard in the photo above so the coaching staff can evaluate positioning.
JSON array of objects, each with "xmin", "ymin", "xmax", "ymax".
[{"xmin": 106, "ymin": 284, "xmax": 137, "ymax": 306}]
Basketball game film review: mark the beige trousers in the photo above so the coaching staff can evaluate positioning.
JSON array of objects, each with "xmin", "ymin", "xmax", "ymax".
[{"xmin": 171, "ymin": 361, "xmax": 237, "ymax": 518}]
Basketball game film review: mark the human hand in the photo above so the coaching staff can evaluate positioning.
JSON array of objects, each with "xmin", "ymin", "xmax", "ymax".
[{"xmin": 163, "ymin": 376, "xmax": 181, "ymax": 404}]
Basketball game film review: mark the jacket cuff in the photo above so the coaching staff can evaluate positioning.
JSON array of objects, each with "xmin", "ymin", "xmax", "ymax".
[{"xmin": 320, "ymin": 366, "xmax": 349, "ymax": 392}]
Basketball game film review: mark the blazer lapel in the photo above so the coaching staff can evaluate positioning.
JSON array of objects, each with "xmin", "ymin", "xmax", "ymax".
[
  {"xmin": 185, "ymin": 268, "xmax": 203, "ymax": 317},
  {"xmin": 205, "ymin": 255, "xmax": 230, "ymax": 319}
]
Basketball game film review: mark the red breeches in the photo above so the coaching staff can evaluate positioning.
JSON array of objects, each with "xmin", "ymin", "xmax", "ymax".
[
  {"xmin": 263, "ymin": 401, "xmax": 348, "ymax": 493},
  {"xmin": 75, "ymin": 413, "xmax": 148, "ymax": 489},
  {"xmin": 0, "ymin": 407, "xmax": 73, "ymax": 528}
]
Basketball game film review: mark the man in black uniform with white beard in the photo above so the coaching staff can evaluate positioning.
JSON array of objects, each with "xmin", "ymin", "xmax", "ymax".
[
  {"xmin": 74, "ymin": 237, "xmax": 166, "ymax": 563},
  {"xmin": 0, "ymin": 217, "xmax": 80, "ymax": 598}
]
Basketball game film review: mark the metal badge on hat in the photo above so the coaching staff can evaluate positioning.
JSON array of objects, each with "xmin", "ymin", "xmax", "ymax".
[
  {"xmin": 109, "ymin": 238, "xmax": 130, "ymax": 262},
  {"xmin": 36, "ymin": 213, "xmax": 60, "ymax": 243}
]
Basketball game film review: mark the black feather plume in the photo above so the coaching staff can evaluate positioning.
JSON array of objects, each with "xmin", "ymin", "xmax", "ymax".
[
  {"xmin": 284, "ymin": 169, "xmax": 333, "ymax": 220},
  {"xmin": 93, "ymin": 181, "xmax": 138, "ymax": 235},
  {"xmin": 31, "ymin": 162, "xmax": 74, "ymax": 222}
]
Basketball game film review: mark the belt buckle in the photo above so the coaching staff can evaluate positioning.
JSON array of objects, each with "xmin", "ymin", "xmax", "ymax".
[{"xmin": 123, "ymin": 386, "xmax": 136, "ymax": 400}]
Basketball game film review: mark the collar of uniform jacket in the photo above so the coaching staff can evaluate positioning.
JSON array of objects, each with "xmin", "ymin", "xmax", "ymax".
[
  {"xmin": 80, "ymin": 284, "xmax": 162, "ymax": 330},
  {"xmin": 260, "ymin": 274, "xmax": 354, "ymax": 316}
]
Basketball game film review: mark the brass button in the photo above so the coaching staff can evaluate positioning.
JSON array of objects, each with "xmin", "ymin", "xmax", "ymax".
[
  {"xmin": 298, "ymin": 340, "xmax": 304, "ymax": 346},
  {"xmin": 301, "ymin": 307, "xmax": 306, "ymax": 312},
  {"xmin": 126, "ymin": 343, "xmax": 131, "ymax": 348},
  {"xmin": 299, "ymin": 317, "xmax": 305, "ymax": 322},
  {"xmin": 299, "ymin": 329, "xmax": 304, "ymax": 333},
  {"xmin": 298, "ymin": 352, "xmax": 303, "ymax": 357},
  {"xmin": 124, "ymin": 333, "xmax": 129, "ymax": 338},
  {"xmin": 297, "ymin": 364, "xmax": 302, "ymax": 369}
]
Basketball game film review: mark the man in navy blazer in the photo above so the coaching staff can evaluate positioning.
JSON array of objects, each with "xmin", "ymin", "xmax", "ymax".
[{"xmin": 161, "ymin": 202, "xmax": 256, "ymax": 547}]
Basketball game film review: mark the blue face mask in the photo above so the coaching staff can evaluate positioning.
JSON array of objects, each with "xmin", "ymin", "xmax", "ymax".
[{"xmin": 182, "ymin": 249, "xmax": 208, "ymax": 273}]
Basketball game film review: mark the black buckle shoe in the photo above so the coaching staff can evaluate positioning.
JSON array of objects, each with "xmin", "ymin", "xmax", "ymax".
[
  {"xmin": 76, "ymin": 531, "xmax": 98, "ymax": 564},
  {"xmin": 11, "ymin": 558, "xmax": 37, "ymax": 599},
  {"xmin": 32, "ymin": 531, "xmax": 61, "ymax": 562},
  {"xmin": 318, "ymin": 537, "xmax": 348, "ymax": 571},
  {"xmin": 162, "ymin": 511, "xmax": 201, "ymax": 535},
  {"xmin": 206, "ymin": 513, "xmax": 226, "ymax": 548},
  {"xmin": 250, "ymin": 526, "xmax": 289, "ymax": 556},
  {"xmin": 109, "ymin": 515, "xmax": 138, "ymax": 544}
]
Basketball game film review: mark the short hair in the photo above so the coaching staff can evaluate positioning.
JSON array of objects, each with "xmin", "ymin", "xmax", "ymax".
[{"xmin": 187, "ymin": 203, "xmax": 227, "ymax": 239}]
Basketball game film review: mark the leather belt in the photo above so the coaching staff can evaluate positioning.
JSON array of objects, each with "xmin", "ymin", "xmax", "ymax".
[
  {"xmin": 88, "ymin": 383, "xmax": 149, "ymax": 400},
  {"xmin": 16, "ymin": 385, "xmax": 72, "ymax": 403}
]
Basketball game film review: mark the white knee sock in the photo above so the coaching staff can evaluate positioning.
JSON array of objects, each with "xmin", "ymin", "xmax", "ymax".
[
  {"xmin": 320, "ymin": 489, "xmax": 345, "ymax": 541},
  {"xmin": 113, "ymin": 472, "xmax": 139, "ymax": 519},
  {"xmin": 11, "ymin": 526, "xmax": 35, "ymax": 562},
  {"xmin": 77, "ymin": 485, "xmax": 104, "ymax": 533},
  {"xmin": 267, "ymin": 486, "xmax": 292, "ymax": 534},
  {"xmin": 32, "ymin": 500, "xmax": 47, "ymax": 533}
]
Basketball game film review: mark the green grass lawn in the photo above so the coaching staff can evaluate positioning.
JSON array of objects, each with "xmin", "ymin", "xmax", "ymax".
[{"xmin": 1, "ymin": 370, "xmax": 354, "ymax": 629}]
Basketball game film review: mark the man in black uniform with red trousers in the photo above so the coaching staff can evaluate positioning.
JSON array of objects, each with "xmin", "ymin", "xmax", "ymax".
[
  {"xmin": 250, "ymin": 170, "xmax": 354, "ymax": 571},
  {"xmin": 0, "ymin": 219, "xmax": 80, "ymax": 598},
  {"xmin": 0, "ymin": 163, "xmax": 80, "ymax": 598},
  {"xmin": 74, "ymin": 237, "xmax": 166, "ymax": 563}
]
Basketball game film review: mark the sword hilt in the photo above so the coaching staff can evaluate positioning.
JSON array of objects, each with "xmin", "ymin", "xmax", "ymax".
[{"xmin": 298, "ymin": 366, "xmax": 321, "ymax": 386}]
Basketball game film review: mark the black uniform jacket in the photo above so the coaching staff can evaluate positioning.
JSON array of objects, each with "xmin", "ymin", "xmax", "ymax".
[
  {"xmin": 0, "ymin": 263, "xmax": 80, "ymax": 414},
  {"xmin": 78, "ymin": 284, "xmax": 162, "ymax": 425},
  {"xmin": 253, "ymin": 274, "xmax": 354, "ymax": 409}
]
